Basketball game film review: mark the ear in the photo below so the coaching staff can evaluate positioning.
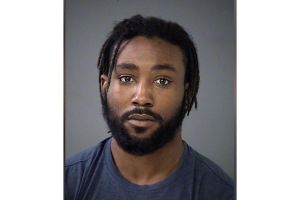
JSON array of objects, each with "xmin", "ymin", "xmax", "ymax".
[
  {"xmin": 184, "ymin": 83, "xmax": 190, "ymax": 112},
  {"xmin": 184, "ymin": 83, "xmax": 189, "ymax": 91},
  {"xmin": 100, "ymin": 75, "xmax": 109, "ymax": 97}
]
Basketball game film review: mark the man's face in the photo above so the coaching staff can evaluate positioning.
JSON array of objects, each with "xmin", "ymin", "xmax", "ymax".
[{"xmin": 101, "ymin": 36, "xmax": 187, "ymax": 155}]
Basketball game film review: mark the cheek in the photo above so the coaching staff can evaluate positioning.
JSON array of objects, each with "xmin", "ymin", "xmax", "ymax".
[
  {"xmin": 155, "ymin": 87, "xmax": 185, "ymax": 118},
  {"xmin": 106, "ymin": 84, "xmax": 129, "ymax": 115},
  {"xmin": 106, "ymin": 78, "xmax": 144, "ymax": 116}
]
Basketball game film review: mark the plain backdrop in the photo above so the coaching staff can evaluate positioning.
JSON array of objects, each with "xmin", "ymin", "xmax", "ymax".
[{"xmin": 65, "ymin": 0, "xmax": 235, "ymax": 179}]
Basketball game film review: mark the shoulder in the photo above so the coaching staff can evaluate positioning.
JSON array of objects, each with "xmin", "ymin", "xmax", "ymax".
[
  {"xmin": 64, "ymin": 137, "xmax": 111, "ymax": 199},
  {"xmin": 65, "ymin": 144, "xmax": 99, "ymax": 168},
  {"xmin": 186, "ymin": 145, "xmax": 235, "ymax": 199},
  {"xmin": 194, "ymin": 150, "xmax": 234, "ymax": 186},
  {"xmin": 65, "ymin": 137, "xmax": 111, "ymax": 169}
]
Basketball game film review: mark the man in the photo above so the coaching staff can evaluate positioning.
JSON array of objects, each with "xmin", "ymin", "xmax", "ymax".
[{"xmin": 65, "ymin": 15, "xmax": 234, "ymax": 200}]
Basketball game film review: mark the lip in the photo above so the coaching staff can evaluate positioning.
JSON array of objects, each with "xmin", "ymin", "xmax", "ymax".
[
  {"xmin": 126, "ymin": 119, "xmax": 156, "ymax": 127},
  {"xmin": 127, "ymin": 114, "xmax": 155, "ymax": 121}
]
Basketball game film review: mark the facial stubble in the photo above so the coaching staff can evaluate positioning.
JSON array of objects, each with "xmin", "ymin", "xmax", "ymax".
[{"xmin": 101, "ymin": 96, "xmax": 186, "ymax": 156}]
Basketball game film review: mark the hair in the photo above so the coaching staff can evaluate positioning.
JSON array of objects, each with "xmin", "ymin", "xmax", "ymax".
[{"xmin": 97, "ymin": 15, "xmax": 200, "ymax": 115}]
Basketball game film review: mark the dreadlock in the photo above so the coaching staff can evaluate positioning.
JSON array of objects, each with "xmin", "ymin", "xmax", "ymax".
[{"xmin": 97, "ymin": 15, "xmax": 200, "ymax": 115}]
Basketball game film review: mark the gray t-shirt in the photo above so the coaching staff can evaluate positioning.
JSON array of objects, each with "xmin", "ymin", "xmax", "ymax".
[{"xmin": 65, "ymin": 137, "xmax": 234, "ymax": 200}]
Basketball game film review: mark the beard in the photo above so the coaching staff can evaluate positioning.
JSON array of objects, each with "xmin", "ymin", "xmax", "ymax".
[{"xmin": 101, "ymin": 97, "xmax": 186, "ymax": 156}]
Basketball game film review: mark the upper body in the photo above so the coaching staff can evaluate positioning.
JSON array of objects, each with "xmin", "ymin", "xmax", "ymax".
[
  {"xmin": 65, "ymin": 137, "xmax": 234, "ymax": 200},
  {"xmin": 65, "ymin": 15, "xmax": 234, "ymax": 199}
]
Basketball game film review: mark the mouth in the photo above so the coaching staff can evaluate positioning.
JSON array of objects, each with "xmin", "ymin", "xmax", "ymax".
[
  {"xmin": 126, "ymin": 114, "xmax": 156, "ymax": 128},
  {"xmin": 128, "ymin": 113, "xmax": 155, "ymax": 121}
]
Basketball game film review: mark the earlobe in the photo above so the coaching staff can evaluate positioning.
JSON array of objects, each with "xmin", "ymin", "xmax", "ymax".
[
  {"xmin": 184, "ymin": 83, "xmax": 189, "ymax": 91},
  {"xmin": 100, "ymin": 75, "xmax": 109, "ymax": 96}
]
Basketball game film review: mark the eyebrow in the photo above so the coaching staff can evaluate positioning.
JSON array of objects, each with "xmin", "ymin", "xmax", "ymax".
[
  {"xmin": 116, "ymin": 63, "xmax": 176, "ymax": 72},
  {"xmin": 116, "ymin": 63, "xmax": 138, "ymax": 71},
  {"xmin": 152, "ymin": 64, "xmax": 177, "ymax": 72}
]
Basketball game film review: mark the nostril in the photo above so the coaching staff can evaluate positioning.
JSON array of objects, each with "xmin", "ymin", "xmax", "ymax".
[
  {"xmin": 132, "ymin": 101, "xmax": 139, "ymax": 106},
  {"xmin": 143, "ymin": 102, "xmax": 153, "ymax": 107},
  {"xmin": 132, "ymin": 94, "xmax": 153, "ymax": 107},
  {"xmin": 132, "ymin": 99, "xmax": 153, "ymax": 107}
]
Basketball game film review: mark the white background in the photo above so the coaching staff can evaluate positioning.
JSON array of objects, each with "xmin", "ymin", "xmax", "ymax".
[{"xmin": 0, "ymin": 0, "xmax": 299, "ymax": 199}]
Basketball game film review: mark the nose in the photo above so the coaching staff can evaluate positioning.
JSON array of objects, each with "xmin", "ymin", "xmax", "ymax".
[{"xmin": 132, "ymin": 82, "xmax": 154, "ymax": 107}]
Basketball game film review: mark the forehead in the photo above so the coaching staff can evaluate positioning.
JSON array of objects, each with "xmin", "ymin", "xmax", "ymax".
[{"xmin": 116, "ymin": 36, "xmax": 185, "ymax": 72}]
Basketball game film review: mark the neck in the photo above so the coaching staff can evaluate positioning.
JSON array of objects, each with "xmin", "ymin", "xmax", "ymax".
[{"xmin": 111, "ymin": 129, "xmax": 184, "ymax": 185}]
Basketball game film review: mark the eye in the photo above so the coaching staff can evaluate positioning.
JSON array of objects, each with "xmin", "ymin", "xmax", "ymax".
[
  {"xmin": 154, "ymin": 78, "xmax": 171, "ymax": 86},
  {"xmin": 119, "ymin": 75, "xmax": 134, "ymax": 84}
]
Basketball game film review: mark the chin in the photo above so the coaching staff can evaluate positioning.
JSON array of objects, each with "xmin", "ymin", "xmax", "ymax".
[{"xmin": 126, "ymin": 125, "xmax": 159, "ymax": 139}]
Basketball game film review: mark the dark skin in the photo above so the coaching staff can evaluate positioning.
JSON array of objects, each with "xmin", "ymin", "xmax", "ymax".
[{"xmin": 101, "ymin": 36, "xmax": 188, "ymax": 185}]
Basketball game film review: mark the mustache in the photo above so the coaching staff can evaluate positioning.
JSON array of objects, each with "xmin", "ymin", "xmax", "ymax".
[{"xmin": 121, "ymin": 108, "xmax": 163, "ymax": 123}]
